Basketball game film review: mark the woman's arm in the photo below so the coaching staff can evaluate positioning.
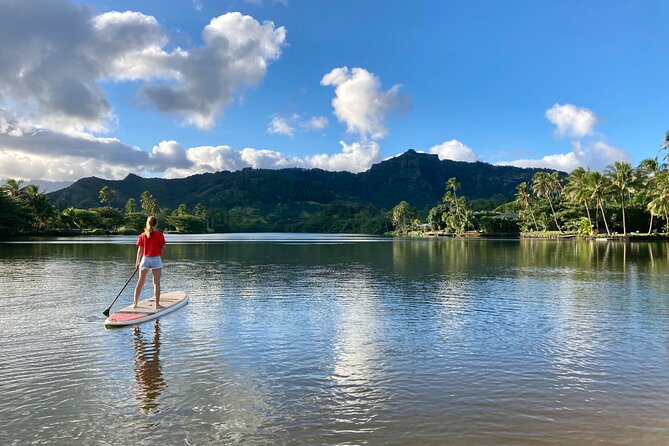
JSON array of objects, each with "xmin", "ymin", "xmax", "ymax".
[{"xmin": 135, "ymin": 246, "xmax": 144, "ymax": 268}]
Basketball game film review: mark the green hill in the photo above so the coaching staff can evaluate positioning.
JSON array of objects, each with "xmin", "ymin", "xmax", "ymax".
[{"xmin": 48, "ymin": 150, "xmax": 555, "ymax": 232}]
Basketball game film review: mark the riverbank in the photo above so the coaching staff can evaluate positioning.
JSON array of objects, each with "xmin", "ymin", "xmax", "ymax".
[{"xmin": 396, "ymin": 229, "xmax": 669, "ymax": 241}]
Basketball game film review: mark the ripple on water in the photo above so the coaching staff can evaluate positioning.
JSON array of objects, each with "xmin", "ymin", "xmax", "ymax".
[{"xmin": 3, "ymin": 238, "xmax": 669, "ymax": 445}]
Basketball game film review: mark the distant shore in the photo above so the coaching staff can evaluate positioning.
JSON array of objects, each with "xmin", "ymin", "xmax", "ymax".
[{"xmin": 398, "ymin": 230, "xmax": 669, "ymax": 241}]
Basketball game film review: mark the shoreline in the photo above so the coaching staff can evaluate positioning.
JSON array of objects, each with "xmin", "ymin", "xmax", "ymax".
[{"xmin": 399, "ymin": 230, "xmax": 669, "ymax": 241}]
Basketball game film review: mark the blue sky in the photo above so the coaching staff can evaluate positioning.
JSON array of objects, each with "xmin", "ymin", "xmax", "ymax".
[{"xmin": 1, "ymin": 0, "xmax": 668, "ymax": 187}]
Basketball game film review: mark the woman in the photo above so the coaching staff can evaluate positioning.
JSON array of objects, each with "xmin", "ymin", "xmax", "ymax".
[{"xmin": 133, "ymin": 216, "xmax": 166, "ymax": 310}]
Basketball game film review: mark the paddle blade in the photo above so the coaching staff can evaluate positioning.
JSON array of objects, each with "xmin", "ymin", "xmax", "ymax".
[{"xmin": 102, "ymin": 308, "xmax": 110, "ymax": 317}]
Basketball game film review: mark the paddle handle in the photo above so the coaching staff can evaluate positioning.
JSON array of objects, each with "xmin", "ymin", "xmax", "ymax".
[{"xmin": 103, "ymin": 267, "xmax": 138, "ymax": 317}]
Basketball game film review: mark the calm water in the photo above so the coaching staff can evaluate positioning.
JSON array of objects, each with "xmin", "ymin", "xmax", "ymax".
[{"xmin": 2, "ymin": 234, "xmax": 669, "ymax": 445}]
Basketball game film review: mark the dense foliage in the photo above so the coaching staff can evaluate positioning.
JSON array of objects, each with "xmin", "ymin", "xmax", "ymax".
[
  {"xmin": 6, "ymin": 142, "xmax": 669, "ymax": 238},
  {"xmin": 48, "ymin": 150, "xmax": 545, "ymax": 211},
  {"xmin": 393, "ymin": 141, "xmax": 669, "ymax": 238},
  {"xmin": 0, "ymin": 180, "xmax": 211, "ymax": 237}
]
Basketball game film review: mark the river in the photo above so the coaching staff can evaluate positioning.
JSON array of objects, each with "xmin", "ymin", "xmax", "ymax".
[{"xmin": 1, "ymin": 234, "xmax": 669, "ymax": 444}]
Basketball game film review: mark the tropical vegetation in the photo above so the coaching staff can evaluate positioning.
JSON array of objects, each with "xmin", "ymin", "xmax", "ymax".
[
  {"xmin": 0, "ymin": 180, "xmax": 211, "ymax": 237},
  {"xmin": 394, "ymin": 153, "xmax": 669, "ymax": 238},
  {"xmin": 3, "ymin": 133, "xmax": 669, "ymax": 238}
]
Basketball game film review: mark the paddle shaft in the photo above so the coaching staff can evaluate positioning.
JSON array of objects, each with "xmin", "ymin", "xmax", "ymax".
[{"xmin": 103, "ymin": 267, "xmax": 138, "ymax": 317}]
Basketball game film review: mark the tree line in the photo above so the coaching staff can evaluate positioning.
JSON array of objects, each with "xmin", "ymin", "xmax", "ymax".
[
  {"xmin": 392, "ymin": 132, "xmax": 669, "ymax": 237},
  {"xmin": 0, "ymin": 181, "xmax": 211, "ymax": 236},
  {"xmin": 0, "ymin": 180, "xmax": 391, "ymax": 236}
]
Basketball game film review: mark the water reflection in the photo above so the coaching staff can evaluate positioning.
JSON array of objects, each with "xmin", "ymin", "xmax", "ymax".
[
  {"xmin": 133, "ymin": 321, "xmax": 165, "ymax": 417},
  {"xmin": 4, "ymin": 237, "xmax": 669, "ymax": 444},
  {"xmin": 330, "ymin": 272, "xmax": 387, "ymax": 438}
]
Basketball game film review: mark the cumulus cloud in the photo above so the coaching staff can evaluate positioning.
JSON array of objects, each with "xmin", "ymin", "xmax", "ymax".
[
  {"xmin": 140, "ymin": 12, "xmax": 286, "ymax": 129},
  {"xmin": 160, "ymin": 145, "xmax": 308, "ymax": 178},
  {"xmin": 151, "ymin": 140, "xmax": 192, "ymax": 171},
  {"xmin": 498, "ymin": 140, "xmax": 630, "ymax": 172},
  {"xmin": 0, "ymin": 111, "xmax": 153, "ymax": 181},
  {"xmin": 240, "ymin": 148, "xmax": 304, "ymax": 169},
  {"xmin": 0, "ymin": 103, "xmax": 377, "ymax": 181},
  {"xmin": 244, "ymin": 0, "xmax": 289, "ymax": 5},
  {"xmin": 306, "ymin": 140, "xmax": 381, "ymax": 173},
  {"xmin": 0, "ymin": 1, "xmax": 291, "ymax": 181},
  {"xmin": 545, "ymin": 103, "xmax": 598, "ymax": 138},
  {"xmin": 268, "ymin": 115, "xmax": 297, "ymax": 136},
  {"xmin": 0, "ymin": 2, "xmax": 286, "ymax": 132},
  {"xmin": 267, "ymin": 114, "xmax": 329, "ymax": 136},
  {"xmin": 321, "ymin": 67, "xmax": 406, "ymax": 140},
  {"xmin": 159, "ymin": 140, "xmax": 382, "ymax": 177},
  {"xmin": 429, "ymin": 139, "xmax": 481, "ymax": 162},
  {"xmin": 498, "ymin": 103, "xmax": 628, "ymax": 172},
  {"xmin": 306, "ymin": 116, "xmax": 329, "ymax": 130}
]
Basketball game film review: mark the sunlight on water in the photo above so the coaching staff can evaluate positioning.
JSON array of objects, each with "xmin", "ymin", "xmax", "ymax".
[{"xmin": 2, "ymin": 235, "xmax": 669, "ymax": 444}]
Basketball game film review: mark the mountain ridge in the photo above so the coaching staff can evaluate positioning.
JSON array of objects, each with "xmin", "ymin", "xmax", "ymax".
[{"xmin": 49, "ymin": 150, "xmax": 556, "ymax": 211}]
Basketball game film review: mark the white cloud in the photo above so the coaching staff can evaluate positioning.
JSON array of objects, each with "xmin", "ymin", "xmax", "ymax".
[
  {"xmin": 0, "ymin": 2, "xmax": 291, "ymax": 181},
  {"xmin": 240, "ymin": 148, "xmax": 304, "ymax": 169},
  {"xmin": 498, "ymin": 140, "xmax": 630, "ymax": 172},
  {"xmin": 0, "ymin": 3, "xmax": 286, "ymax": 132},
  {"xmin": 161, "ymin": 140, "xmax": 380, "ymax": 177},
  {"xmin": 244, "ymin": 0, "xmax": 288, "ymax": 5},
  {"xmin": 151, "ymin": 140, "xmax": 192, "ymax": 170},
  {"xmin": 268, "ymin": 115, "xmax": 297, "ymax": 136},
  {"xmin": 498, "ymin": 104, "xmax": 627, "ymax": 172},
  {"xmin": 192, "ymin": 0, "xmax": 203, "ymax": 11},
  {"xmin": 268, "ymin": 114, "xmax": 329, "ymax": 136},
  {"xmin": 0, "ymin": 149, "xmax": 143, "ymax": 182},
  {"xmin": 161, "ymin": 145, "xmax": 306, "ymax": 178},
  {"xmin": 162, "ymin": 145, "xmax": 247, "ymax": 178},
  {"xmin": 429, "ymin": 139, "xmax": 481, "ymax": 162},
  {"xmin": 545, "ymin": 103, "xmax": 598, "ymax": 138},
  {"xmin": 305, "ymin": 116, "xmax": 329, "ymax": 130},
  {"xmin": 0, "ymin": 103, "xmax": 377, "ymax": 180},
  {"xmin": 306, "ymin": 140, "xmax": 381, "ymax": 173},
  {"xmin": 321, "ymin": 67, "xmax": 405, "ymax": 140},
  {"xmin": 140, "ymin": 12, "xmax": 286, "ymax": 129}
]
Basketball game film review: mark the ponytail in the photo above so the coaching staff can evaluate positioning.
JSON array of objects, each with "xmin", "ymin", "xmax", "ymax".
[{"xmin": 144, "ymin": 216, "xmax": 157, "ymax": 238}]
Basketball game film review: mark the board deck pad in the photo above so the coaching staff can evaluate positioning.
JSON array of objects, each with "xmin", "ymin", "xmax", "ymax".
[{"xmin": 104, "ymin": 291, "xmax": 188, "ymax": 327}]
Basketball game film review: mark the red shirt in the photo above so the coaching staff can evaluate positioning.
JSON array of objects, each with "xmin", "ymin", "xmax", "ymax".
[{"xmin": 136, "ymin": 231, "xmax": 166, "ymax": 257}]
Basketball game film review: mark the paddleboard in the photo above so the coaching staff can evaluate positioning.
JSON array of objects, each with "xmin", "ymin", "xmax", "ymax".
[{"xmin": 104, "ymin": 291, "xmax": 188, "ymax": 327}]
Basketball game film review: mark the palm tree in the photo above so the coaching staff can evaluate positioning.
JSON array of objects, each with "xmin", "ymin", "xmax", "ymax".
[
  {"xmin": 140, "ymin": 191, "xmax": 161, "ymax": 216},
  {"xmin": 125, "ymin": 198, "xmax": 137, "ymax": 214},
  {"xmin": 445, "ymin": 177, "xmax": 461, "ymax": 217},
  {"xmin": 1, "ymin": 178, "xmax": 24, "ymax": 199},
  {"xmin": 562, "ymin": 167, "xmax": 593, "ymax": 229},
  {"xmin": 587, "ymin": 171, "xmax": 611, "ymax": 236},
  {"xmin": 637, "ymin": 158, "xmax": 663, "ymax": 234},
  {"xmin": 531, "ymin": 171, "xmax": 562, "ymax": 232},
  {"xmin": 605, "ymin": 161, "xmax": 635, "ymax": 236},
  {"xmin": 392, "ymin": 201, "xmax": 415, "ymax": 233},
  {"xmin": 661, "ymin": 130, "xmax": 669, "ymax": 161},
  {"xmin": 648, "ymin": 170, "xmax": 669, "ymax": 233},
  {"xmin": 99, "ymin": 186, "xmax": 114, "ymax": 207},
  {"xmin": 194, "ymin": 203, "xmax": 210, "ymax": 231},
  {"xmin": 515, "ymin": 182, "xmax": 539, "ymax": 231},
  {"xmin": 20, "ymin": 184, "xmax": 55, "ymax": 231}
]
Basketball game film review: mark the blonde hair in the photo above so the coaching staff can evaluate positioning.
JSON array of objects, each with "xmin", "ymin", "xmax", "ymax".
[{"xmin": 144, "ymin": 216, "xmax": 157, "ymax": 238}]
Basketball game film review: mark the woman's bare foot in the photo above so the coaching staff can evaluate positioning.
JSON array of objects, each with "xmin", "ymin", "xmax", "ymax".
[{"xmin": 153, "ymin": 304, "xmax": 164, "ymax": 310}]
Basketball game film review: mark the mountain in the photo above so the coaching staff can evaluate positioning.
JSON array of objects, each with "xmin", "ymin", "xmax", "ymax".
[{"xmin": 49, "ymin": 150, "xmax": 554, "ymax": 212}]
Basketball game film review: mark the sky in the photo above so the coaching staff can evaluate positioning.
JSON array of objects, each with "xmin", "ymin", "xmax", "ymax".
[{"xmin": 1, "ymin": 0, "xmax": 668, "ymax": 190}]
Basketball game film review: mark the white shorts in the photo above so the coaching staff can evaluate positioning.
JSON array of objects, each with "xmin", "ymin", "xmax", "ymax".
[{"xmin": 140, "ymin": 256, "xmax": 163, "ymax": 270}]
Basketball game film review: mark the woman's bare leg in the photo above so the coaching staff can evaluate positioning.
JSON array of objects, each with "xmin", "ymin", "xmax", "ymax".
[
  {"xmin": 133, "ymin": 268, "xmax": 150, "ymax": 308},
  {"xmin": 152, "ymin": 268, "xmax": 162, "ymax": 309}
]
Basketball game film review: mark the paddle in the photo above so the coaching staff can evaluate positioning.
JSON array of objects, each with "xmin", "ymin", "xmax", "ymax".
[{"xmin": 103, "ymin": 267, "xmax": 138, "ymax": 317}]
